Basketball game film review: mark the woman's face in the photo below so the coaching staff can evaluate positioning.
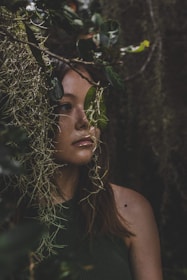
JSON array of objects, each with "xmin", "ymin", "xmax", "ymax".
[{"xmin": 54, "ymin": 68, "xmax": 100, "ymax": 165}]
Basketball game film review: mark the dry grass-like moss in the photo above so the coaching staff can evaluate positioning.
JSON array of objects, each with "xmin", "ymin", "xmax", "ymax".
[
  {"xmin": 0, "ymin": 7, "xmax": 109, "ymax": 260},
  {"xmin": 0, "ymin": 8, "xmax": 67, "ymax": 258}
]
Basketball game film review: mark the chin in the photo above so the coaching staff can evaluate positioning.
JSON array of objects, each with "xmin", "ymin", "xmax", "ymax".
[
  {"xmin": 54, "ymin": 153, "xmax": 93, "ymax": 166},
  {"xmin": 70, "ymin": 156, "xmax": 93, "ymax": 166},
  {"xmin": 73, "ymin": 151, "xmax": 95, "ymax": 165}
]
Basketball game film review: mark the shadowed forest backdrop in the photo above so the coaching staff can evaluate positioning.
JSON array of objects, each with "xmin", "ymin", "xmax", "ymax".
[
  {"xmin": 103, "ymin": 0, "xmax": 187, "ymax": 279},
  {"xmin": 0, "ymin": 0, "xmax": 187, "ymax": 279}
]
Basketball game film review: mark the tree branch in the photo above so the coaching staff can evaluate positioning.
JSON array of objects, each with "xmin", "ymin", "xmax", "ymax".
[
  {"xmin": 0, "ymin": 28, "xmax": 99, "ymax": 86},
  {"xmin": 124, "ymin": 40, "xmax": 158, "ymax": 81}
]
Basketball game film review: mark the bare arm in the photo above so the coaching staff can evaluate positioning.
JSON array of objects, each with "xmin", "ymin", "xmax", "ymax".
[
  {"xmin": 112, "ymin": 185, "xmax": 163, "ymax": 280},
  {"xmin": 128, "ymin": 195, "xmax": 163, "ymax": 280}
]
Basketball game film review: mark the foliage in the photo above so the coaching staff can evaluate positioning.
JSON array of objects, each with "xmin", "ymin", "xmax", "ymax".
[
  {"xmin": 0, "ymin": 0, "xmax": 150, "ymax": 279},
  {"xmin": 0, "ymin": 0, "xmax": 149, "ymax": 132},
  {"xmin": 0, "ymin": 126, "xmax": 27, "ymax": 175},
  {"xmin": 0, "ymin": 0, "xmax": 150, "ymax": 182},
  {"xmin": 84, "ymin": 86, "xmax": 108, "ymax": 128},
  {"xmin": 0, "ymin": 3, "xmax": 58, "ymax": 264},
  {"xmin": 0, "ymin": 218, "xmax": 45, "ymax": 279},
  {"xmin": 0, "ymin": 105, "xmax": 45, "ymax": 279}
]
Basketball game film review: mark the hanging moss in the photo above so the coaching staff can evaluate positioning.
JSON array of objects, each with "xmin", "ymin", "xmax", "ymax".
[{"xmin": 0, "ymin": 8, "xmax": 68, "ymax": 259}]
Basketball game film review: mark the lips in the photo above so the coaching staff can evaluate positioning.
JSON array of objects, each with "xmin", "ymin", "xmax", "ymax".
[{"xmin": 72, "ymin": 136, "xmax": 94, "ymax": 147}]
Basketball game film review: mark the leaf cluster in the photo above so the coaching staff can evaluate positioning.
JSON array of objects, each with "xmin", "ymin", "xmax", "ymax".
[
  {"xmin": 84, "ymin": 86, "xmax": 108, "ymax": 129},
  {"xmin": 0, "ymin": 92, "xmax": 28, "ymax": 175},
  {"xmin": 1, "ymin": 1, "xmax": 150, "ymax": 90},
  {"xmin": 0, "ymin": 199, "xmax": 45, "ymax": 279},
  {"xmin": 0, "ymin": 2, "xmax": 150, "ymax": 269}
]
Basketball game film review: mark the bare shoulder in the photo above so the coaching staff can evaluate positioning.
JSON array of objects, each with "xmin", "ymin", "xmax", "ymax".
[
  {"xmin": 111, "ymin": 183, "xmax": 156, "ymax": 231},
  {"xmin": 111, "ymin": 184, "xmax": 163, "ymax": 280},
  {"xmin": 111, "ymin": 183, "xmax": 153, "ymax": 215}
]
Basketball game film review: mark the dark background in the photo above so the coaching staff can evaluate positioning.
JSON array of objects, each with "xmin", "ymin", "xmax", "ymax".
[
  {"xmin": 102, "ymin": 1, "xmax": 187, "ymax": 279},
  {"xmin": 0, "ymin": 1, "xmax": 187, "ymax": 279}
]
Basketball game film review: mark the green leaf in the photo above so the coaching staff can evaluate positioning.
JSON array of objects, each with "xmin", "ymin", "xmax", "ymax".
[
  {"xmin": 121, "ymin": 40, "xmax": 150, "ymax": 54},
  {"xmin": 104, "ymin": 66, "xmax": 124, "ymax": 91},
  {"xmin": 24, "ymin": 23, "xmax": 46, "ymax": 69},
  {"xmin": 0, "ymin": 222, "xmax": 45, "ymax": 277},
  {"xmin": 84, "ymin": 86, "xmax": 96, "ymax": 111},
  {"xmin": 63, "ymin": 4, "xmax": 81, "ymax": 21},
  {"xmin": 0, "ymin": 146, "xmax": 22, "ymax": 175},
  {"xmin": 97, "ymin": 92, "xmax": 108, "ymax": 128},
  {"xmin": 100, "ymin": 20, "xmax": 120, "ymax": 47},
  {"xmin": 62, "ymin": 4, "xmax": 84, "ymax": 32},
  {"xmin": 91, "ymin": 13, "xmax": 103, "ymax": 28},
  {"xmin": 0, "ymin": 126, "xmax": 27, "ymax": 144},
  {"xmin": 84, "ymin": 87, "xmax": 108, "ymax": 129},
  {"xmin": 0, "ymin": 126, "xmax": 28, "ymax": 175},
  {"xmin": 49, "ymin": 77, "xmax": 64, "ymax": 101}
]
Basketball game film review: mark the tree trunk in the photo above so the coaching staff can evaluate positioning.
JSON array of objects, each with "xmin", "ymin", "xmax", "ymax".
[{"xmin": 102, "ymin": 0, "xmax": 187, "ymax": 279}]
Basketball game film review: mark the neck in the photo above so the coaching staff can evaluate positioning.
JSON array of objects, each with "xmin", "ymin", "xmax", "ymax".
[{"xmin": 52, "ymin": 165, "xmax": 80, "ymax": 204}]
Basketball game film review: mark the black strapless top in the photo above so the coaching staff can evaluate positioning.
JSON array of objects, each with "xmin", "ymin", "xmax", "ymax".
[{"xmin": 35, "ymin": 199, "xmax": 133, "ymax": 280}]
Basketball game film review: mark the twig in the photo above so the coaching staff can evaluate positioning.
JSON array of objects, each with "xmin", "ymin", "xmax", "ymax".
[
  {"xmin": 0, "ymin": 28, "xmax": 98, "ymax": 86},
  {"xmin": 124, "ymin": 40, "xmax": 158, "ymax": 81}
]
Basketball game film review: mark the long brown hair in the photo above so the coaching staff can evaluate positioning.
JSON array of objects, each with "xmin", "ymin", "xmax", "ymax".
[{"xmin": 53, "ymin": 61, "xmax": 132, "ymax": 238}]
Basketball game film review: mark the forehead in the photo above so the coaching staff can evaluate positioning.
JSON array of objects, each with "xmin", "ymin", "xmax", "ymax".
[{"xmin": 61, "ymin": 68, "xmax": 93, "ymax": 94}]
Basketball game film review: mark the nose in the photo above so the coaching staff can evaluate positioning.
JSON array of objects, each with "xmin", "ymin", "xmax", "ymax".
[{"xmin": 75, "ymin": 107, "xmax": 89, "ymax": 130}]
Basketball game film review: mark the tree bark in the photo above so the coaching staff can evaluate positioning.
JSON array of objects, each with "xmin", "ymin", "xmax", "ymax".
[{"xmin": 102, "ymin": 0, "xmax": 187, "ymax": 278}]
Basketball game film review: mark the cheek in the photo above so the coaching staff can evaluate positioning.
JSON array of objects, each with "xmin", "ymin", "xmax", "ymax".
[
  {"xmin": 55, "ymin": 115, "xmax": 72, "ymax": 139},
  {"xmin": 53, "ymin": 121, "xmax": 67, "ymax": 151}
]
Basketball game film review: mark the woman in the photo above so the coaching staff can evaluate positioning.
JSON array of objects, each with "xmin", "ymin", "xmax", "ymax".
[{"xmin": 34, "ymin": 63, "xmax": 163, "ymax": 280}]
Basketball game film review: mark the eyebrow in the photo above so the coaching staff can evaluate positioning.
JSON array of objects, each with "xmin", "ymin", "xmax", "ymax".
[
  {"xmin": 57, "ymin": 93, "xmax": 77, "ymax": 104},
  {"xmin": 63, "ymin": 93, "xmax": 75, "ymax": 97}
]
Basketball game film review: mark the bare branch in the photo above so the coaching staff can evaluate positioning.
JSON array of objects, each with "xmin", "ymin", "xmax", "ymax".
[
  {"xmin": 124, "ymin": 40, "xmax": 158, "ymax": 81},
  {"xmin": 0, "ymin": 28, "xmax": 99, "ymax": 86}
]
